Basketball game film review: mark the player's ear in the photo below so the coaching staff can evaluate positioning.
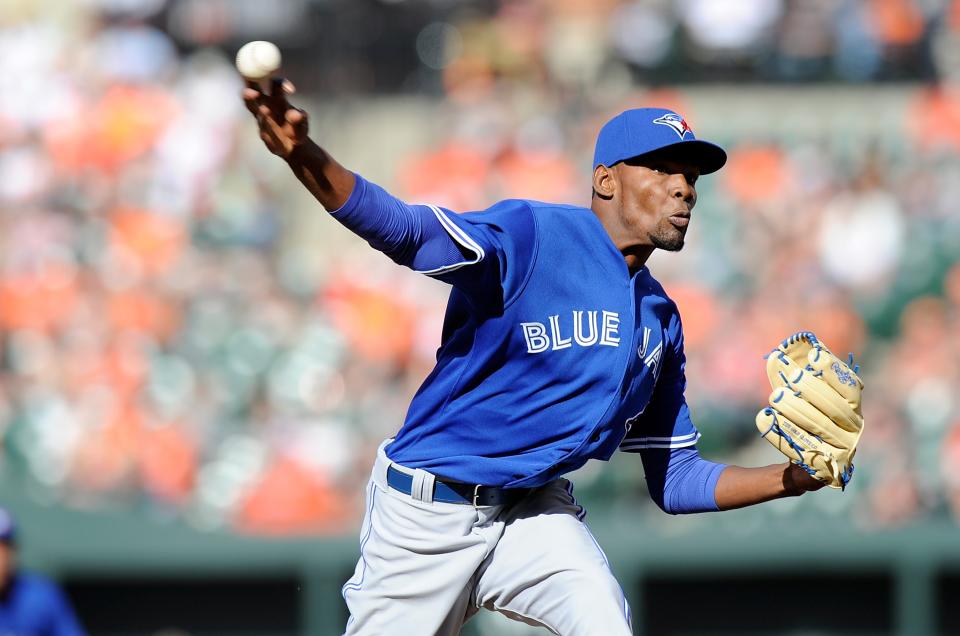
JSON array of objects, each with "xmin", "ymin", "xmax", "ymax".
[{"xmin": 593, "ymin": 164, "xmax": 615, "ymax": 200}]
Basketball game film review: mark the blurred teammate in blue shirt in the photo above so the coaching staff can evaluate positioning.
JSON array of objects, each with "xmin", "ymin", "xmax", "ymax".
[{"xmin": 0, "ymin": 507, "xmax": 86, "ymax": 636}]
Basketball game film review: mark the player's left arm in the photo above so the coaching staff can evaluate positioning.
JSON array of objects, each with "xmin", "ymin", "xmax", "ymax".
[
  {"xmin": 712, "ymin": 462, "xmax": 823, "ymax": 510},
  {"xmin": 625, "ymin": 314, "xmax": 727, "ymax": 514},
  {"xmin": 635, "ymin": 447, "xmax": 820, "ymax": 514},
  {"xmin": 629, "ymin": 310, "xmax": 822, "ymax": 514}
]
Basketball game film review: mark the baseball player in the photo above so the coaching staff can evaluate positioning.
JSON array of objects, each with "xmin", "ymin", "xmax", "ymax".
[
  {"xmin": 243, "ymin": 79, "xmax": 864, "ymax": 635},
  {"xmin": 0, "ymin": 507, "xmax": 87, "ymax": 636}
]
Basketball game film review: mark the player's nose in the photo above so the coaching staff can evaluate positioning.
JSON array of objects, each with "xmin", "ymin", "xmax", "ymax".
[{"xmin": 670, "ymin": 176, "xmax": 696, "ymax": 206}]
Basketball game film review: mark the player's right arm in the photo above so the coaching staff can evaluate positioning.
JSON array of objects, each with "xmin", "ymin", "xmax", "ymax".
[
  {"xmin": 243, "ymin": 79, "xmax": 355, "ymax": 211},
  {"xmin": 243, "ymin": 80, "xmax": 536, "ymax": 302}
]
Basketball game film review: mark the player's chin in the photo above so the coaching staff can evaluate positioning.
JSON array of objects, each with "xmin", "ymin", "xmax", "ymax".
[{"xmin": 650, "ymin": 228, "xmax": 685, "ymax": 252}]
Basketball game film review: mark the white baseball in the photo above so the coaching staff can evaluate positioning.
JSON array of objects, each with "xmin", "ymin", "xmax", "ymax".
[{"xmin": 235, "ymin": 41, "xmax": 282, "ymax": 81}]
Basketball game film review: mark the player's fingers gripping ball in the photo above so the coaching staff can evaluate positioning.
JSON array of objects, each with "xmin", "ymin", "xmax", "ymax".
[{"xmin": 755, "ymin": 332, "xmax": 864, "ymax": 489}]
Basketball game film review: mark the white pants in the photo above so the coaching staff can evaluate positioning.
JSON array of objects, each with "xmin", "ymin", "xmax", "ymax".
[{"xmin": 341, "ymin": 441, "xmax": 633, "ymax": 635}]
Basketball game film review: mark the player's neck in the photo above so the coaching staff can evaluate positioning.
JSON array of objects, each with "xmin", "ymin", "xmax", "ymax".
[
  {"xmin": 591, "ymin": 199, "xmax": 656, "ymax": 274},
  {"xmin": 591, "ymin": 206, "xmax": 654, "ymax": 274},
  {"xmin": 622, "ymin": 247, "xmax": 653, "ymax": 274}
]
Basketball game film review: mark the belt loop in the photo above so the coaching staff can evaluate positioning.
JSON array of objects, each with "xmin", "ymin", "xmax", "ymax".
[
  {"xmin": 411, "ymin": 469, "xmax": 435, "ymax": 503},
  {"xmin": 373, "ymin": 440, "xmax": 394, "ymax": 492}
]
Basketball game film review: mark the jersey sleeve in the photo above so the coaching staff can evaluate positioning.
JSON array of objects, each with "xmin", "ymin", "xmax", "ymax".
[
  {"xmin": 618, "ymin": 308, "xmax": 700, "ymax": 453},
  {"xmin": 329, "ymin": 174, "xmax": 537, "ymax": 306},
  {"xmin": 618, "ymin": 308, "xmax": 727, "ymax": 513},
  {"xmin": 639, "ymin": 446, "xmax": 726, "ymax": 514}
]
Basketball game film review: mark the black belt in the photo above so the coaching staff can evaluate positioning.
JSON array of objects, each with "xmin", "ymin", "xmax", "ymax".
[{"xmin": 386, "ymin": 465, "xmax": 531, "ymax": 506}]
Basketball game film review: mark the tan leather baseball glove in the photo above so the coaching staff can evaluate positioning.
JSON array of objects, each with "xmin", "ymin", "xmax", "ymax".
[{"xmin": 755, "ymin": 332, "xmax": 864, "ymax": 489}]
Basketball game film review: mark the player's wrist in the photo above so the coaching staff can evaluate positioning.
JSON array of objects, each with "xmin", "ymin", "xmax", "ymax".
[{"xmin": 283, "ymin": 136, "xmax": 318, "ymax": 164}]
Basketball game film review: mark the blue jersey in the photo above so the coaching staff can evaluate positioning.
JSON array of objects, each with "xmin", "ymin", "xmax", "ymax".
[
  {"xmin": 333, "ymin": 177, "xmax": 712, "ymax": 491},
  {"xmin": 0, "ymin": 573, "xmax": 86, "ymax": 636}
]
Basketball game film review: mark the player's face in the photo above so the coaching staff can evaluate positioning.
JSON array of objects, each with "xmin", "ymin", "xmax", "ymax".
[
  {"xmin": 615, "ymin": 155, "xmax": 699, "ymax": 252},
  {"xmin": 0, "ymin": 543, "xmax": 13, "ymax": 590}
]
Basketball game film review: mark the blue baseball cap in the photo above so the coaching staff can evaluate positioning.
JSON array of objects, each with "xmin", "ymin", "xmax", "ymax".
[
  {"xmin": 593, "ymin": 108, "xmax": 727, "ymax": 174},
  {"xmin": 0, "ymin": 507, "xmax": 14, "ymax": 544}
]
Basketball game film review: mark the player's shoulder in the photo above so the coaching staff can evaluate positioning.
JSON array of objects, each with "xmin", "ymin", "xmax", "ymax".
[
  {"xmin": 489, "ymin": 199, "xmax": 603, "ymax": 237},
  {"xmin": 456, "ymin": 199, "xmax": 539, "ymax": 244},
  {"xmin": 514, "ymin": 199, "xmax": 589, "ymax": 212},
  {"xmin": 639, "ymin": 268, "xmax": 682, "ymax": 318},
  {"xmin": 9, "ymin": 572, "xmax": 66, "ymax": 606},
  {"xmin": 639, "ymin": 266, "xmax": 669, "ymax": 297},
  {"xmin": 474, "ymin": 198, "xmax": 590, "ymax": 217},
  {"xmin": 514, "ymin": 199, "xmax": 594, "ymax": 220},
  {"xmin": 14, "ymin": 572, "xmax": 59, "ymax": 593},
  {"xmin": 461, "ymin": 198, "xmax": 595, "ymax": 240}
]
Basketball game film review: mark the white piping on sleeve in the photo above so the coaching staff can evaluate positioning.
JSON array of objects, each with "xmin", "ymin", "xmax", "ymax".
[
  {"xmin": 412, "ymin": 205, "xmax": 486, "ymax": 275},
  {"xmin": 618, "ymin": 431, "xmax": 701, "ymax": 451}
]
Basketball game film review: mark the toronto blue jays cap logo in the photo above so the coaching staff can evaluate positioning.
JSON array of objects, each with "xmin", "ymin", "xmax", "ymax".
[
  {"xmin": 594, "ymin": 108, "xmax": 726, "ymax": 173},
  {"xmin": 653, "ymin": 113, "xmax": 692, "ymax": 139}
]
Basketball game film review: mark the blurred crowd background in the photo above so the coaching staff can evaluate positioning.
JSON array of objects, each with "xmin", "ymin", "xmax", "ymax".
[{"xmin": 1, "ymin": 0, "xmax": 960, "ymax": 543}]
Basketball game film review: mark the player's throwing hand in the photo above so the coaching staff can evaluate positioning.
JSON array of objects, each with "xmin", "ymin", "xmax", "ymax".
[{"xmin": 242, "ymin": 78, "xmax": 308, "ymax": 159}]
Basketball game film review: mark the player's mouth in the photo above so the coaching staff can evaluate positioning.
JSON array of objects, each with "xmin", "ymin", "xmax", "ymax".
[{"xmin": 669, "ymin": 213, "xmax": 690, "ymax": 228}]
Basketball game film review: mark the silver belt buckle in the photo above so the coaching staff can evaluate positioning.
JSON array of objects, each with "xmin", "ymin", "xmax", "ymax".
[{"xmin": 472, "ymin": 484, "xmax": 482, "ymax": 507}]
